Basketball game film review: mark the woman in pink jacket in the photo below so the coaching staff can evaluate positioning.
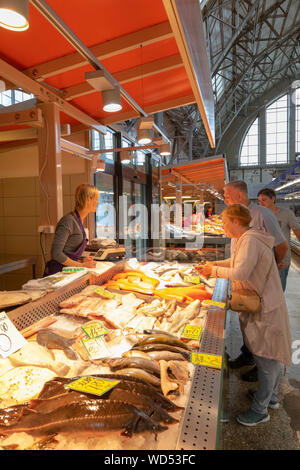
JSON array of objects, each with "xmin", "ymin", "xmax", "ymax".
[{"xmin": 197, "ymin": 204, "xmax": 292, "ymax": 426}]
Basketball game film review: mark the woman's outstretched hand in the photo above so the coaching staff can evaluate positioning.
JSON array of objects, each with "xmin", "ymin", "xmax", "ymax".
[{"xmin": 82, "ymin": 256, "xmax": 96, "ymax": 268}]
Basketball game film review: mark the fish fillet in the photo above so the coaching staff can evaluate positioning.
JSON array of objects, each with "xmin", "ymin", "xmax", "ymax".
[
  {"xmin": 8, "ymin": 343, "xmax": 70, "ymax": 376},
  {"xmin": 168, "ymin": 300, "xmax": 201, "ymax": 334}
]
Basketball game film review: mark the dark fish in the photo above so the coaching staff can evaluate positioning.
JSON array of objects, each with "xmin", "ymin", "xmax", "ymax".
[
  {"xmin": 133, "ymin": 343, "xmax": 190, "ymax": 360},
  {"xmin": 29, "ymin": 391, "xmax": 88, "ymax": 413},
  {"xmin": 134, "ymin": 334, "xmax": 191, "ymax": 351},
  {"xmin": 113, "ymin": 368, "xmax": 161, "ymax": 388},
  {"xmin": 0, "ymin": 400, "xmax": 167, "ymax": 437},
  {"xmin": 36, "ymin": 375, "xmax": 182, "ymax": 412},
  {"xmin": 104, "ymin": 389, "xmax": 178, "ymax": 424},
  {"xmin": 36, "ymin": 329, "xmax": 77, "ymax": 360},
  {"xmin": 101, "ymin": 357, "xmax": 161, "ymax": 377},
  {"xmin": 143, "ymin": 329, "xmax": 179, "ymax": 338},
  {"xmin": 30, "ymin": 389, "xmax": 177, "ymax": 424},
  {"xmin": 37, "ymin": 377, "xmax": 69, "ymax": 399},
  {"xmin": 0, "ymin": 404, "xmax": 29, "ymax": 428}
]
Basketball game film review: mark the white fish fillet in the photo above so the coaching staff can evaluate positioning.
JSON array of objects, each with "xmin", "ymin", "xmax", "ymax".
[
  {"xmin": 8, "ymin": 342, "xmax": 70, "ymax": 376},
  {"xmin": 0, "ymin": 366, "xmax": 57, "ymax": 406},
  {"xmin": 168, "ymin": 300, "xmax": 201, "ymax": 334}
]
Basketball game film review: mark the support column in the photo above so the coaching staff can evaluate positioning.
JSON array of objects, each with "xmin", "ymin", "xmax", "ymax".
[
  {"xmin": 289, "ymin": 88, "xmax": 296, "ymax": 164},
  {"xmin": 37, "ymin": 102, "xmax": 63, "ymax": 262},
  {"xmin": 259, "ymin": 107, "xmax": 266, "ymax": 169},
  {"xmin": 175, "ymin": 175, "xmax": 182, "ymax": 228},
  {"xmin": 114, "ymin": 132, "xmax": 122, "ymax": 245},
  {"xmin": 146, "ymin": 154, "xmax": 153, "ymax": 249},
  {"xmin": 84, "ymin": 129, "xmax": 94, "ymax": 240}
]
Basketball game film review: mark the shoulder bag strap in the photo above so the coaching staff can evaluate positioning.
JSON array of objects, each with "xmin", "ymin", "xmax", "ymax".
[{"xmin": 231, "ymin": 233, "xmax": 274, "ymax": 297}]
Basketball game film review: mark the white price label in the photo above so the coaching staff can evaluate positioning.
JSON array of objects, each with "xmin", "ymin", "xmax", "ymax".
[{"xmin": 0, "ymin": 311, "xmax": 27, "ymax": 358}]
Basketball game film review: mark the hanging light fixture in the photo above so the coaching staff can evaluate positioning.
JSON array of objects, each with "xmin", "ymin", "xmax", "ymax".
[
  {"xmin": 160, "ymin": 142, "xmax": 171, "ymax": 155},
  {"xmin": 85, "ymin": 70, "xmax": 122, "ymax": 113},
  {"xmin": 137, "ymin": 128, "xmax": 152, "ymax": 145},
  {"xmin": 0, "ymin": 0, "xmax": 29, "ymax": 31},
  {"xmin": 102, "ymin": 87, "xmax": 122, "ymax": 113}
]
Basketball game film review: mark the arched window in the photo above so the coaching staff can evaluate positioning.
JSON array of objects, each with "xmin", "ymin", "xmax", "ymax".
[
  {"xmin": 266, "ymin": 94, "xmax": 288, "ymax": 165},
  {"xmin": 239, "ymin": 118, "xmax": 259, "ymax": 166}
]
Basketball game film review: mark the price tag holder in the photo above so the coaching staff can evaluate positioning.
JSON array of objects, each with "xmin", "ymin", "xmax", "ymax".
[
  {"xmin": 183, "ymin": 275, "xmax": 201, "ymax": 284},
  {"xmin": 180, "ymin": 324, "xmax": 202, "ymax": 341},
  {"xmin": 93, "ymin": 287, "xmax": 116, "ymax": 299},
  {"xmin": 65, "ymin": 376, "xmax": 120, "ymax": 397},
  {"xmin": 81, "ymin": 321, "xmax": 109, "ymax": 339},
  {"xmin": 202, "ymin": 299, "xmax": 226, "ymax": 309},
  {"xmin": 81, "ymin": 336, "xmax": 110, "ymax": 360},
  {"xmin": 0, "ymin": 311, "xmax": 27, "ymax": 358},
  {"xmin": 191, "ymin": 352, "xmax": 222, "ymax": 369},
  {"xmin": 62, "ymin": 267, "xmax": 85, "ymax": 273}
]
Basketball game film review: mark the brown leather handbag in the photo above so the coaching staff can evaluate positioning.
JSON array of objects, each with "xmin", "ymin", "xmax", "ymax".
[
  {"xmin": 229, "ymin": 288, "xmax": 262, "ymax": 314},
  {"xmin": 228, "ymin": 242, "xmax": 274, "ymax": 314}
]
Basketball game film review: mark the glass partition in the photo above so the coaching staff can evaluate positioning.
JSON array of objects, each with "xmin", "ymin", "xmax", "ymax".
[{"xmin": 94, "ymin": 173, "xmax": 115, "ymax": 239}]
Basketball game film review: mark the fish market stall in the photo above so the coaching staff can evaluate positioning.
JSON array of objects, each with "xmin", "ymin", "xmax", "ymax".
[{"xmin": 0, "ymin": 260, "xmax": 228, "ymax": 451}]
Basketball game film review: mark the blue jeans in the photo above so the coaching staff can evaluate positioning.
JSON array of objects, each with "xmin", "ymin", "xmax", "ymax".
[
  {"xmin": 250, "ymin": 354, "xmax": 283, "ymax": 415},
  {"xmin": 279, "ymin": 265, "xmax": 290, "ymax": 292}
]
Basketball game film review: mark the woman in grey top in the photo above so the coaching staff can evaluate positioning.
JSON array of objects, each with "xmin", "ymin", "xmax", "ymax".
[{"xmin": 44, "ymin": 184, "xmax": 99, "ymax": 275}]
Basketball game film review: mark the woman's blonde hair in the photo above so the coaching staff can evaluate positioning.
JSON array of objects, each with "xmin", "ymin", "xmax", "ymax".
[
  {"xmin": 75, "ymin": 184, "xmax": 99, "ymax": 210},
  {"xmin": 222, "ymin": 204, "xmax": 251, "ymax": 227}
]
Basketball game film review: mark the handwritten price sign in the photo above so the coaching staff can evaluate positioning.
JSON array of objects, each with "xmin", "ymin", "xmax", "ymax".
[
  {"xmin": 93, "ymin": 287, "xmax": 116, "ymax": 299},
  {"xmin": 191, "ymin": 352, "xmax": 222, "ymax": 369},
  {"xmin": 81, "ymin": 321, "xmax": 109, "ymax": 339},
  {"xmin": 66, "ymin": 376, "xmax": 119, "ymax": 396},
  {"xmin": 81, "ymin": 336, "xmax": 110, "ymax": 360},
  {"xmin": 180, "ymin": 324, "xmax": 202, "ymax": 341},
  {"xmin": 183, "ymin": 275, "xmax": 201, "ymax": 284},
  {"xmin": 202, "ymin": 299, "xmax": 226, "ymax": 309},
  {"xmin": 0, "ymin": 311, "xmax": 27, "ymax": 358}
]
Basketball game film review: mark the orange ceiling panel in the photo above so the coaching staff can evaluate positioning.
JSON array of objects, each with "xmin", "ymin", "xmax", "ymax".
[
  {"xmin": 45, "ymin": 38, "xmax": 180, "ymax": 90},
  {"xmin": 0, "ymin": 0, "xmax": 214, "ymax": 140}
]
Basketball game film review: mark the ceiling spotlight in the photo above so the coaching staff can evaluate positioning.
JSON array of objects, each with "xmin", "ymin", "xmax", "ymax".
[
  {"xmin": 137, "ymin": 128, "xmax": 152, "ymax": 145},
  {"xmin": 102, "ymin": 87, "xmax": 122, "ymax": 113},
  {"xmin": 0, "ymin": 0, "xmax": 29, "ymax": 31},
  {"xmin": 160, "ymin": 142, "xmax": 171, "ymax": 155},
  {"xmin": 85, "ymin": 70, "xmax": 122, "ymax": 113}
]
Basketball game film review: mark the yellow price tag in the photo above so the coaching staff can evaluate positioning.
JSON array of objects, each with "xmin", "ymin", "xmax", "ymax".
[
  {"xmin": 81, "ymin": 336, "xmax": 110, "ymax": 360},
  {"xmin": 180, "ymin": 324, "xmax": 202, "ymax": 341},
  {"xmin": 191, "ymin": 352, "xmax": 222, "ymax": 369},
  {"xmin": 202, "ymin": 299, "xmax": 226, "ymax": 309},
  {"xmin": 183, "ymin": 275, "xmax": 201, "ymax": 284},
  {"xmin": 94, "ymin": 287, "xmax": 116, "ymax": 299},
  {"xmin": 66, "ymin": 376, "xmax": 119, "ymax": 397},
  {"xmin": 81, "ymin": 321, "xmax": 109, "ymax": 339}
]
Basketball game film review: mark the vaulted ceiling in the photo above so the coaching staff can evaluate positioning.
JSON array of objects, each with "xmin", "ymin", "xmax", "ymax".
[{"xmin": 166, "ymin": 0, "xmax": 300, "ymax": 163}]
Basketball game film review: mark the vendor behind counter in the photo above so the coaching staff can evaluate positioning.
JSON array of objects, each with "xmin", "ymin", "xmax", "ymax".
[{"xmin": 44, "ymin": 184, "xmax": 99, "ymax": 276}]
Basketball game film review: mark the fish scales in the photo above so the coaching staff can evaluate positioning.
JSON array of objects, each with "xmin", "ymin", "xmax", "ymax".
[
  {"xmin": 35, "ymin": 376, "xmax": 181, "ymax": 411},
  {"xmin": 0, "ymin": 400, "xmax": 166, "ymax": 436},
  {"xmin": 134, "ymin": 334, "xmax": 191, "ymax": 351},
  {"xmin": 133, "ymin": 343, "xmax": 190, "ymax": 359}
]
